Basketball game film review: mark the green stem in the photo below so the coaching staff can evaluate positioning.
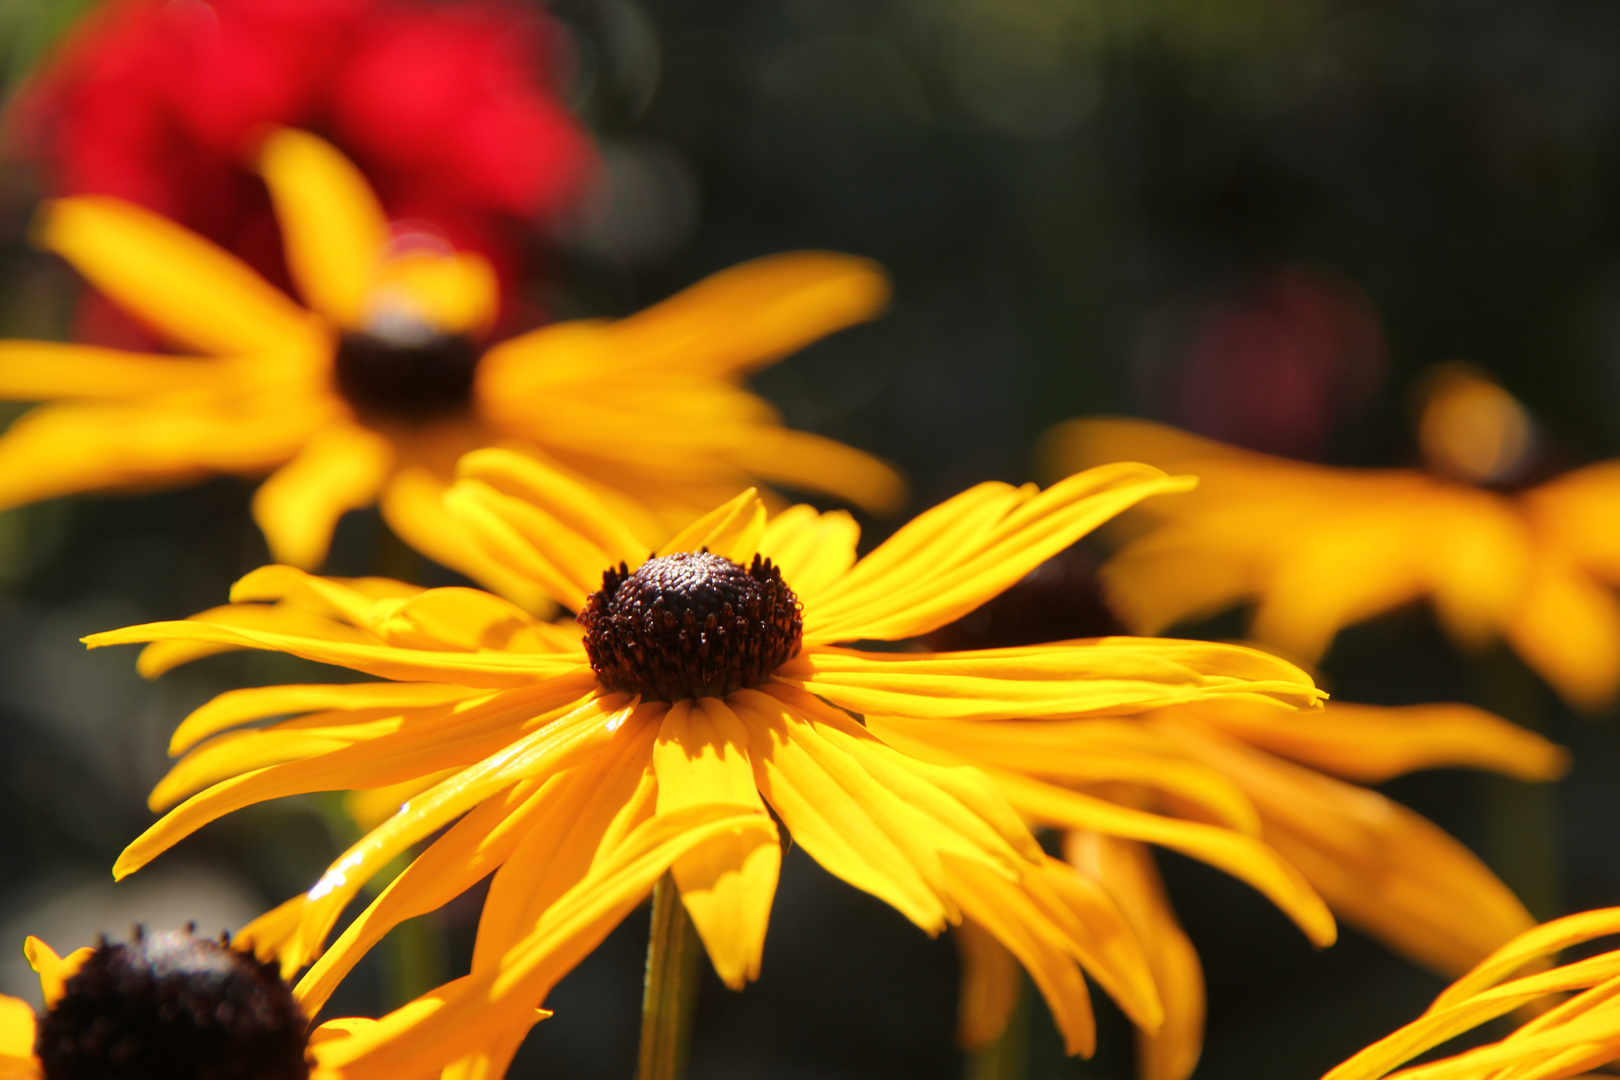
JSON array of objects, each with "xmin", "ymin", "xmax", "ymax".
[
  {"xmin": 637, "ymin": 872, "xmax": 703, "ymax": 1080},
  {"xmin": 966, "ymin": 976, "xmax": 1029, "ymax": 1080}
]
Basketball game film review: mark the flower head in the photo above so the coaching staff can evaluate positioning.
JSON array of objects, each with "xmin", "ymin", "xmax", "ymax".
[
  {"xmin": 1042, "ymin": 369, "xmax": 1620, "ymax": 707},
  {"xmin": 86, "ymin": 455, "xmax": 1327, "ymax": 1078},
  {"xmin": 5, "ymin": 929, "xmax": 310, "ymax": 1080},
  {"xmin": 14, "ymin": 0, "xmax": 591, "ymax": 291},
  {"xmin": 0, "ymin": 129, "xmax": 902, "ymax": 609},
  {"xmin": 1324, "ymin": 907, "xmax": 1620, "ymax": 1080}
]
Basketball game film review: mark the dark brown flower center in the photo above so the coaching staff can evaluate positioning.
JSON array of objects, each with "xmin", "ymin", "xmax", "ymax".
[
  {"xmin": 579, "ymin": 551, "xmax": 803, "ymax": 702},
  {"xmin": 36, "ymin": 927, "xmax": 309, "ymax": 1080},
  {"xmin": 333, "ymin": 315, "xmax": 480, "ymax": 423}
]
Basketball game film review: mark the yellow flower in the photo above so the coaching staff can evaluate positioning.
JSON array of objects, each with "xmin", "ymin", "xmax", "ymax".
[
  {"xmin": 880, "ymin": 695, "xmax": 1567, "ymax": 1080},
  {"xmin": 1324, "ymin": 907, "xmax": 1620, "ymax": 1080},
  {"xmin": 86, "ymin": 455, "xmax": 1328, "ymax": 1080},
  {"xmin": 0, "ymin": 128, "xmax": 903, "ymax": 609},
  {"xmin": 1041, "ymin": 369, "xmax": 1620, "ymax": 707}
]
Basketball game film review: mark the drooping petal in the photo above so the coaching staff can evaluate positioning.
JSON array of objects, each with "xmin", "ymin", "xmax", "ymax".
[
  {"xmin": 284, "ymin": 695, "xmax": 635, "ymax": 964},
  {"xmin": 252, "ymin": 424, "xmax": 394, "ymax": 569},
  {"xmin": 311, "ymin": 805, "xmax": 778, "ymax": 1080},
  {"xmin": 654, "ymin": 698, "xmax": 779, "ymax": 989},
  {"xmin": 257, "ymin": 128, "xmax": 389, "ymax": 329},
  {"xmin": 1157, "ymin": 699, "xmax": 1568, "ymax": 784},
  {"xmin": 1067, "ymin": 832, "xmax": 1205, "ymax": 1080},
  {"xmin": 293, "ymin": 774, "xmax": 561, "ymax": 1013},
  {"xmin": 804, "ymin": 466, "xmax": 1197, "ymax": 643},
  {"xmin": 1155, "ymin": 718, "xmax": 1534, "ymax": 978},
  {"xmin": 782, "ymin": 638, "xmax": 1322, "ymax": 721},
  {"xmin": 867, "ymin": 713, "xmax": 1260, "ymax": 838},
  {"xmin": 35, "ymin": 197, "xmax": 316, "ymax": 356},
  {"xmin": 986, "ymin": 769, "xmax": 1336, "ymax": 948}
]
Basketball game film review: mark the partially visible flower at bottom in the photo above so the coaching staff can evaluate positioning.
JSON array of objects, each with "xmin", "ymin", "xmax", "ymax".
[
  {"xmin": 86, "ymin": 457, "xmax": 1334, "ymax": 1080},
  {"xmin": 1323, "ymin": 907, "xmax": 1620, "ymax": 1080},
  {"xmin": 2, "ymin": 927, "xmax": 320, "ymax": 1080}
]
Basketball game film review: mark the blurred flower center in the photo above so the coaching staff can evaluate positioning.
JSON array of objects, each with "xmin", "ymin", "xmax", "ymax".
[
  {"xmin": 37, "ymin": 927, "xmax": 308, "ymax": 1080},
  {"xmin": 580, "ymin": 551, "xmax": 804, "ymax": 702},
  {"xmin": 1418, "ymin": 365, "xmax": 1534, "ymax": 484},
  {"xmin": 333, "ymin": 308, "xmax": 481, "ymax": 424}
]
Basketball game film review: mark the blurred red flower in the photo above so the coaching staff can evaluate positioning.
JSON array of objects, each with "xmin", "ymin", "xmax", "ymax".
[{"xmin": 12, "ymin": 0, "xmax": 593, "ymax": 300}]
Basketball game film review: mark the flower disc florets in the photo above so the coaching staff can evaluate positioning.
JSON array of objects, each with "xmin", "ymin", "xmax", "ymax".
[
  {"xmin": 580, "ymin": 551, "xmax": 803, "ymax": 702},
  {"xmin": 36, "ymin": 926, "xmax": 309, "ymax": 1080},
  {"xmin": 333, "ymin": 318, "xmax": 480, "ymax": 423}
]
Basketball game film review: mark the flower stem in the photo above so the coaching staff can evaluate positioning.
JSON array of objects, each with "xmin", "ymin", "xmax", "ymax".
[
  {"xmin": 637, "ymin": 872, "xmax": 703, "ymax": 1080},
  {"xmin": 966, "ymin": 977, "xmax": 1029, "ymax": 1080}
]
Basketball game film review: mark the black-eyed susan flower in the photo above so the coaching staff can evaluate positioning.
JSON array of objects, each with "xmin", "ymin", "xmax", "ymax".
[
  {"xmin": 5, "ymin": 929, "xmax": 311, "ymax": 1080},
  {"xmin": 1042, "ymin": 367, "xmax": 1620, "ymax": 708},
  {"xmin": 1323, "ymin": 907, "xmax": 1620, "ymax": 1080},
  {"xmin": 0, "ymin": 128, "xmax": 902, "ymax": 609},
  {"xmin": 86, "ymin": 456, "xmax": 1332, "ymax": 1080},
  {"xmin": 876, "ymin": 696, "xmax": 1567, "ymax": 1080}
]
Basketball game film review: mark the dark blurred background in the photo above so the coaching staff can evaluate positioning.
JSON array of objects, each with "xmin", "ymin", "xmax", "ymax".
[{"xmin": 1, "ymin": 0, "xmax": 1619, "ymax": 1077}]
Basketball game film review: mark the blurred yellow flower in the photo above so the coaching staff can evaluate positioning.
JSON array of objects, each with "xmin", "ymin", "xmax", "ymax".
[
  {"xmin": 1324, "ymin": 906, "xmax": 1620, "ymax": 1080},
  {"xmin": 877, "ymin": 696, "xmax": 1567, "ymax": 1080},
  {"xmin": 1041, "ymin": 368, "xmax": 1620, "ymax": 707},
  {"xmin": 86, "ymin": 456, "xmax": 1329, "ymax": 1079},
  {"xmin": 0, "ymin": 128, "xmax": 902, "ymax": 610}
]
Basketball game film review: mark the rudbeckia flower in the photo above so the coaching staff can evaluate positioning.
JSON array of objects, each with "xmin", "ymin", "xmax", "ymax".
[
  {"xmin": 878, "ymin": 696, "xmax": 1567, "ymax": 1080},
  {"xmin": 1, "ymin": 129, "xmax": 902, "ymax": 609},
  {"xmin": 1324, "ymin": 907, "xmax": 1620, "ymax": 1080},
  {"xmin": 1041, "ymin": 367, "xmax": 1620, "ymax": 707},
  {"xmin": 14, "ymin": 0, "xmax": 592, "ymax": 291},
  {"xmin": 86, "ymin": 456, "xmax": 1331, "ymax": 1079},
  {"xmin": 4, "ymin": 928, "xmax": 313, "ymax": 1080}
]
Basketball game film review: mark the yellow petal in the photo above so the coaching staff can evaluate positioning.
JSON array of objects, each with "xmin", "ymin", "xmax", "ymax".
[
  {"xmin": 1504, "ymin": 551, "xmax": 1620, "ymax": 710},
  {"xmin": 0, "ymin": 342, "xmax": 227, "ymax": 400},
  {"xmin": 657, "ymin": 488, "xmax": 767, "ymax": 563},
  {"xmin": 381, "ymin": 466, "xmax": 557, "ymax": 615},
  {"xmin": 654, "ymin": 698, "xmax": 779, "ymax": 988},
  {"xmin": 442, "ymin": 477, "xmax": 621, "ymax": 612},
  {"xmin": 1067, "ymin": 832, "xmax": 1205, "ymax": 1080},
  {"xmin": 0, "ymin": 995, "xmax": 36, "ymax": 1079},
  {"xmin": 24, "ymin": 937, "xmax": 93, "ymax": 1009},
  {"xmin": 1163, "ymin": 698, "xmax": 1568, "ymax": 784},
  {"xmin": 293, "ymin": 774, "xmax": 559, "ymax": 1011},
  {"xmin": 782, "ymin": 638, "xmax": 1322, "ymax": 721},
  {"xmin": 805, "ymin": 466, "xmax": 1197, "ymax": 643},
  {"xmin": 257, "ymin": 128, "xmax": 389, "ymax": 329},
  {"xmin": 134, "ymin": 602, "xmax": 380, "ymax": 680},
  {"xmin": 114, "ymin": 684, "xmax": 600, "ymax": 879},
  {"xmin": 35, "ymin": 197, "xmax": 316, "ymax": 355},
  {"xmin": 253, "ymin": 424, "xmax": 394, "ymax": 569},
  {"xmin": 0, "ymin": 401, "xmax": 311, "ymax": 512},
  {"xmin": 454, "ymin": 448, "xmax": 648, "ymax": 564},
  {"xmin": 87, "ymin": 616, "xmax": 589, "ymax": 688},
  {"xmin": 757, "ymin": 504, "xmax": 860, "ymax": 603},
  {"xmin": 172, "ymin": 682, "xmax": 480, "ymax": 755},
  {"xmin": 367, "ymin": 251, "xmax": 499, "ymax": 339},
  {"xmin": 729, "ymin": 425, "xmax": 906, "ymax": 516}
]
